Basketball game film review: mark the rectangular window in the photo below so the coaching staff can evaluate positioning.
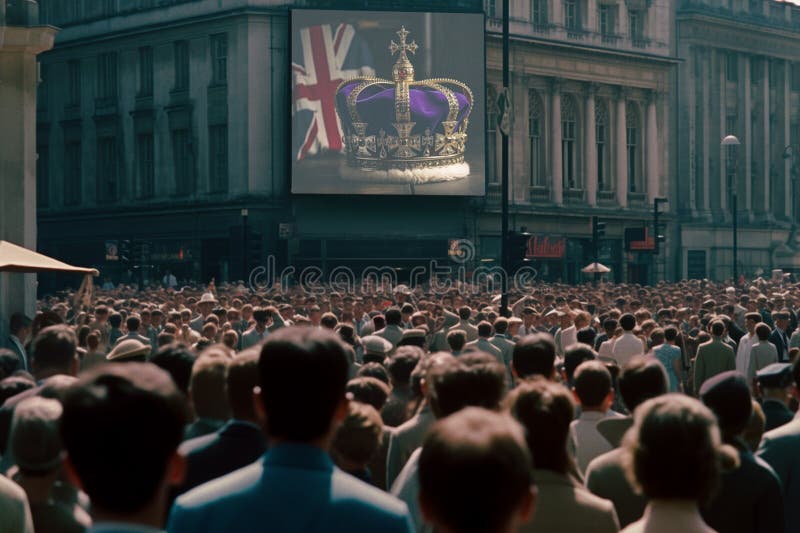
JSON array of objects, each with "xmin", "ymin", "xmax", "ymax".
[
  {"xmin": 37, "ymin": 145, "xmax": 49, "ymax": 208},
  {"xmin": 565, "ymin": 0, "xmax": 579, "ymax": 31},
  {"xmin": 751, "ymin": 56, "xmax": 761, "ymax": 84},
  {"xmin": 529, "ymin": 118, "xmax": 541, "ymax": 186},
  {"xmin": 487, "ymin": 0, "xmax": 496, "ymax": 18},
  {"xmin": 627, "ymin": 125, "xmax": 638, "ymax": 192},
  {"xmin": 210, "ymin": 33, "xmax": 228, "ymax": 86},
  {"xmin": 64, "ymin": 140, "xmax": 82, "ymax": 206},
  {"xmin": 629, "ymin": 10, "xmax": 644, "ymax": 45},
  {"xmin": 792, "ymin": 63, "xmax": 800, "ymax": 91},
  {"xmin": 174, "ymin": 41, "xmax": 189, "ymax": 91},
  {"xmin": 562, "ymin": 119, "xmax": 576, "ymax": 189},
  {"xmin": 531, "ymin": 0, "xmax": 547, "ymax": 26},
  {"xmin": 597, "ymin": 123, "xmax": 606, "ymax": 189},
  {"xmin": 96, "ymin": 137, "xmax": 118, "ymax": 202},
  {"xmin": 599, "ymin": 5, "xmax": 615, "ymax": 37},
  {"xmin": 172, "ymin": 129, "xmax": 193, "ymax": 196},
  {"xmin": 726, "ymin": 53, "xmax": 738, "ymax": 82},
  {"xmin": 138, "ymin": 46, "xmax": 153, "ymax": 96},
  {"xmin": 137, "ymin": 133, "xmax": 154, "ymax": 198},
  {"xmin": 209, "ymin": 125, "xmax": 229, "ymax": 192},
  {"xmin": 68, "ymin": 60, "xmax": 81, "ymax": 106},
  {"xmin": 96, "ymin": 52, "xmax": 118, "ymax": 99}
]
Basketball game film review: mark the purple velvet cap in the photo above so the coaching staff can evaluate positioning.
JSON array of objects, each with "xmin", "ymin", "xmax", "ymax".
[{"xmin": 336, "ymin": 81, "xmax": 470, "ymax": 136}]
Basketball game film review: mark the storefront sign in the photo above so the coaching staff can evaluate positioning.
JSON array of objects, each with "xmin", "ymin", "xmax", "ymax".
[
  {"xmin": 625, "ymin": 228, "xmax": 654, "ymax": 251},
  {"xmin": 526, "ymin": 236, "xmax": 566, "ymax": 259}
]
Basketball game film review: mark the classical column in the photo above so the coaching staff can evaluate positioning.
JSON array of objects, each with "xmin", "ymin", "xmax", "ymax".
[
  {"xmin": 0, "ymin": 20, "xmax": 58, "ymax": 338},
  {"xmin": 761, "ymin": 58, "xmax": 771, "ymax": 216},
  {"xmin": 783, "ymin": 60, "xmax": 792, "ymax": 219},
  {"xmin": 584, "ymin": 83, "xmax": 598, "ymax": 206},
  {"xmin": 550, "ymin": 78, "xmax": 563, "ymax": 205},
  {"xmin": 742, "ymin": 53, "xmax": 753, "ymax": 213},
  {"xmin": 701, "ymin": 50, "xmax": 711, "ymax": 212},
  {"xmin": 615, "ymin": 87, "xmax": 628, "ymax": 208},
  {"xmin": 686, "ymin": 47, "xmax": 697, "ymax": 212},
  {"xmin": 646, "ymin": 91, "xmax": 659, "ymax": 203}
]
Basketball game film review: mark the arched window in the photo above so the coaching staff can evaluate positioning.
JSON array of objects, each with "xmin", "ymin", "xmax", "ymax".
[
  {"xmin": 529, "ymin": 89, "xmax": 544, "ymax": 186},
  {"xmin": 562, "ymin": 94, "xmax": 579, "ymax": 189},
  {"xmin": 626, "ymin": 102, "xmax": 642, "ymax": 193},
  {"xmin": 487, "ymin": 84, "xmax": 499, "ymax": 184},
  {"xmin": 596, "ymin": 99, "xmax": 610, "ymax": 191}
]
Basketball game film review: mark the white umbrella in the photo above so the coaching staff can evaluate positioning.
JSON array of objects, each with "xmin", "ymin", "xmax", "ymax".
[{"xmin": 582, "ymin": 262, "xmax": 611, "ymax": 274}]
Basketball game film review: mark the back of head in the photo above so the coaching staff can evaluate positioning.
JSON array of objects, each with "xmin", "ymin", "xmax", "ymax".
[
  {"xmin": 108, "ymin": 313, "xmax": 122, "ymax": 329},
  {"xmin": 31, "ymin": 325, "xmax": 77, "ymax": 376},
  {"xmin": 618, "ymin": 357, "xmax": 668, "ymax": 412},
  {"xmin": 126, "ymin": 315, "xmax": 141, "ymax": 333},
  {"xmin": 699, "ymin": 371, "xmax": 752, "ymax": 442},
  {"xmin": 320, "ymin": 312, "xmax": 338, "ymax": 330},
  {"xmin": 346, "ymin": 377, "xmax": 391, "ymax": 411},
  {"xmin": 512, "ymin": 333, "xmax": 556, "ymax": 379},
  {"xmin": 428, "ymin": 355, "xmax": 507, "ymax": 419},
  {"xmin": 386, "ymin": 347, "xmax": 423, "ymax": 387},
  {"xmin": 331, "ymin": 401, "xmax": 383, "ymax": 468},
  {"xmin": 150, "ymin": 343, "xmax": 196, "ymax": 396},
  {"xmin": 755, "ymin": 323, "xmax": 771, "ymax": 341},
  {"xmin": 384, "ymin": 308, "xmax": 402, "ymax": 326},
  {"xmin": 446, "ymin": 329, "xmax": 467, "ymax": 351},
  {"xmin": 419, "ymin": 407, "xmax": 533, "ymax": 533},
  {"xmin": 576, "ymin": 327, "xmax": 596, "ymax": 347},
  {"xmin": 189, "ymin": 354, "xmax": 231, "ymax": 421},
  {"xmin": 0, "ymin": 349, "xmax": 21, "ymax": 380},
  {"xmin": 506, "ymin": 378, "xmax": 575, "ymax": 473},
  {"xmin": 619, "ymin": 313, "xmax": 636, "ymax": 331},
  {"xmin": 624, "ymin": 394, "xmax": 730, "ymax": 503},
  {"xmin": 493, "ymin": 317, "xmax": 508, "ymax": 335},
  {"xmin": 663, "ymin": 326, "xmax": 678, "ymax": 343},
  {"xmin": 226, "ymin": 348, "xmax": 260, "ymax": 421},
  {"xmin": 258, "ymin": 327, "xmax": 349, "ymax": 442},
  {"xmin": 60, "ymin": 363, "xmax": 187, "ymax": 514},
  {"xmin": 10, "ymin": 397, "xmax": 63, "ymax": 475},
  {"xmin": 458, "ymin": 306, "xmax": 472, "ymax": 321},
  {"xmin": 477, "ymin": 321, "xmax": 492, "ymax": 338},
  {"xmin": 563, "ymin": 343, "xmax": 597, "ymax": 384},
  {"xmin": 710, "ymin": 320, "xmax": 725, "ymax": 337},
  {"xmin": 355, "ymin": 362, "xmax": 390, "ymax": 385}
]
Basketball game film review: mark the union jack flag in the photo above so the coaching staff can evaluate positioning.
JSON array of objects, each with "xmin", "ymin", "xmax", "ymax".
[{"xmin": 292, "ymin": 23, "xmax": 375, "ymax": 161}]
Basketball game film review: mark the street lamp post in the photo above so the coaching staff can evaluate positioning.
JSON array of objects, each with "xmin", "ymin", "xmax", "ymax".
[{"xmin": 722, "ymin": 135, "xmax": 740, "ymax": 284}]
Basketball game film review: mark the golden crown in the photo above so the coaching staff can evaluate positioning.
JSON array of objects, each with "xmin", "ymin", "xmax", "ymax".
[{"xmin": 335, "ymin": 26, "xmax": 474, "ymax": 182}]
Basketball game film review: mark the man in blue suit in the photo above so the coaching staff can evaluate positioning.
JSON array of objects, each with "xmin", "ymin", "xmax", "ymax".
[
  {"xmin": 769, "ymin": 312, "xmax": 791, "ymax": 362},
  {"xmin": 168, "ymin": 328, "xmax": 413, "ymax": 533},
  {"xmin": 176, "ymin": 348, "xmax": 266, "ymax": 495}
]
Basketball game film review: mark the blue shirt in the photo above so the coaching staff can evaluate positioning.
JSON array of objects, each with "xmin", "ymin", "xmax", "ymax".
[
  {"xmin": 168, "ymin": 443, "xmax": 412, "ymax": 533},
  {"xmin": 654, "ymin": 344, "xmax": 681, "ymax": 392}
]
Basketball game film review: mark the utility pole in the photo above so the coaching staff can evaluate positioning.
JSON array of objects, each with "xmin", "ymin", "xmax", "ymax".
[{"xmin": 499, "ymin": 0, "xmax": 511, "ymax": 315}]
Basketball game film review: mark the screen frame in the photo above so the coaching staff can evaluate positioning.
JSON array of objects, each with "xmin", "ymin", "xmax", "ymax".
[{"xmin": 287, "ymin": 7, "xmax": 488, "ymax": 199}]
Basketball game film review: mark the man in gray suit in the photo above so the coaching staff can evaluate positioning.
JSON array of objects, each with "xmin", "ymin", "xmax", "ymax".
[
  {"xmin": 240, "ymin": 307, "xmax": 286, "ymax": 350},
  {"xmin": 758, "ymin": 359, "xmax": 800, "ymax": 533},
  {"xmin": 455, "ymin": 306, "xmax": 478, "ymax": 342},
  {"xmin": 693, "ymin": 320, "xmax": 735, "ymax": 393},
  {"xmin": 463, "ymin": 322, "xmax": 502, "ymax": 363},
  {"xmin": 375, "ymin": 308, "xmax": 405, "ymax": 348},
  {"xmin": 114, "ymin": 315, "xmax": 152, "ymax": 347},
  {"xmin": 489, "ymin": 317, "xmax": 515, "ymax": 370}
]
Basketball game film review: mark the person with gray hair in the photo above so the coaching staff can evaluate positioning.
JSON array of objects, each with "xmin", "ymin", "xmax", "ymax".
[{"xmin": 9, "ymin": 396, "xmax": 91, "ymax": 533}]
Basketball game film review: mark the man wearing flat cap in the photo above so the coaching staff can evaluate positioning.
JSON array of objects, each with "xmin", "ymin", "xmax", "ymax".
[
  {"xmin": 757, "ymin": 363, "xmax": 794, "ymax": 431},
  {"xmin": 361, "ymin": 335, "xmax": 393, "ymax": 364}
]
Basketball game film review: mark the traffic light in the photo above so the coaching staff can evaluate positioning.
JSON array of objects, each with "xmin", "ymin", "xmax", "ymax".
[
  {"xmin": 592, "ymin": 216, "xmax": 606, "ymax": 241},
  {"xmin": 506, "ymin": 230, "xmax": 532, "ymax": 268},
  {"xmin": 653, "ymin": 198, "xmax": 667, "ymax": 255}
]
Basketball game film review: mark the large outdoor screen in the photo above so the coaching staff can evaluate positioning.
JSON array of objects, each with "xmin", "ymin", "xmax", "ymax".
[{"xmin": 291, "ymin": 9, "xmax": 486, "ymax": 195}]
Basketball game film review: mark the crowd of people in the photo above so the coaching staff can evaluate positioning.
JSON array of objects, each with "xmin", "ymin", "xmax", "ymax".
[{"xmin": 2, "ymin": 275, "xmax": 800, "ymax": 532}]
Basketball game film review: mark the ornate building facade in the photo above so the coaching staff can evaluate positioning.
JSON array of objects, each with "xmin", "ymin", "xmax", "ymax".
[
  {"xmin": 675, "ymin": 0, "xmax": 800, "ymax": 281},
  {"xmin": 477, "ymin": 0, "xmax": 677, "ymax": 283}
]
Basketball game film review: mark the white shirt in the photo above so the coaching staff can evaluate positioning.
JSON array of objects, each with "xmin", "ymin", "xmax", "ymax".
[
  {"xmin": 735, "ymin": 332, "xmax": 754, "ymax": 375},
  {"xmin": 598, "ymin": 338, "xmax": 616, "ymax": 358},
  {"xmin": 612, "ymin": 333, "xmax": 645, "ymax": 366},
  {"xmin": 569, "ymin": 410, "xmax": 624, "ymax": 475},
  {"xmin": 9, "ymin": 334, "xmax": 27, "ymax": 371},
  {"xmin": 560, "ymin": 325, "xmax": 578, "ymax": 352}
]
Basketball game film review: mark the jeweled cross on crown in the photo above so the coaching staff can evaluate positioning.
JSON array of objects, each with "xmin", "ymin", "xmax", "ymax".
[{"xmin": 389, "ymin": 26, "xmax": 418, "ymax": 58}]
